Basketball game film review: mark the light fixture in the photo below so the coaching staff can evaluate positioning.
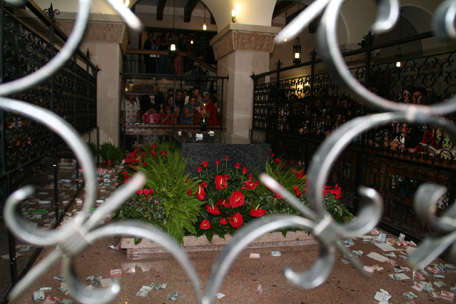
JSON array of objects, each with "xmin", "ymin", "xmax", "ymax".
[
  {"xmin": 169, "ymin": 0, "xmax": 177, "ymax": 58},
  {"xmin": 123, "ymin": 0, "xmax": 129, "ymax": 6},
  {"xmin": 284, "ymin": 38, "xmax": 287, "ymax": 42},
  {"xmin": 305, "ymin": 81, "xmax": 309, "ymax": 86},
  {"xmin": 232, "ymin": 9, "xmax": 236, "ymax": 23},
  {"xmin": 203, "ymin": 5, "xmax": 207, "ymax": 30},
  {"xmin": 395, "ymin": 10, "xmax": 403, "ymax": 68},
  {"xmin": 126, "ymin": 79, "xmax": 134, "ymax": 92},
  {"xmin": 293, "ymin": 37, "xmax": 301, "ymax": 65},
  {"xmin": 190, "ymin": 40, "xmax": 194, "ymax": 45}
]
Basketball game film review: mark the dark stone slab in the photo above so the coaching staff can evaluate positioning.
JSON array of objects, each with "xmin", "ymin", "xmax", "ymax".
[{"xmin": 169, "ymin": 132, "xmax": 271, "ymax": 178}]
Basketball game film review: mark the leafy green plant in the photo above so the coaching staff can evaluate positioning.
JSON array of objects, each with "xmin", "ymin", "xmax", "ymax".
[
  {"xmin": 99, "ymin": 142, "xmax": 123, "ymax": 162},
  {"xmin": 86, "ymin": 142, "xmax": 97, "ymax": 157},
  {"xmin": 113, "ymin": 142, "xmax": 204, "ymax": 244}
]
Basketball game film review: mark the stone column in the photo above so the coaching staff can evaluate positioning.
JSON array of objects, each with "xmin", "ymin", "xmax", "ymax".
[{"xmin": 211, "ymin": 24, "xmax": 280, "ymax": 139}]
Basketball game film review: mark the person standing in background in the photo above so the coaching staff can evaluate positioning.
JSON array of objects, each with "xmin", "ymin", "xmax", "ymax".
[{"xmin": 143, "ymin": 31, "xmax": 157, "ymax": 73}]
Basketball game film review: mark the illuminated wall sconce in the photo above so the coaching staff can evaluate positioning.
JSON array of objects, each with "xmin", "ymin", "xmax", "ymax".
[
  {"xmin": 293, "ymin": 37, "xmax": 301, "ymax": 65},
  {"xmin": 190, "ymin": 40, "xmax": 194, "ymax": 45},
  {"xmin": 203, "ymin": 23, "xmax": 207, "ymax": 31},
  {"xmin": 203, "ymin": 5, "xmax": 207, "ymax": 30},
  {"xmin": 170, "ymin": 43, "xmax": 176, "ymax": 51},
  {"xmin": 232, "ymin": 10, "xmax": 236, "ymax": 23},
  {"xmin": 169, "ymin": 40, "xmax": 177, "ymax": 58}
]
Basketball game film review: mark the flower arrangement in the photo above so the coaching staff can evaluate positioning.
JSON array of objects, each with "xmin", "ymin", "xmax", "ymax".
[{"xmin": 112, "ymin": 142, "xmax": 353, "ymax": 244}]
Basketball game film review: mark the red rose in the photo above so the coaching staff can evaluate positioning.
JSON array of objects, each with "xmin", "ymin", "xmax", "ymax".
[
  {"xmin": 205, "ymin": 204, "xmax": 220, "ymax": 215},
  {"xmin": 201, "ymin": 161, "xmax": 209, "ymax": 168},
  {"xmin": 202, "ymin": 181, "xmax": 208, "ymax": 188},
  {"xmin": 225, "ymin": 156, "xmax": 230, "ymax": 161},
  {"xmin": 143, "ymin": 189, "xmax": 150, "ymax": 196},
  {"xmin": 152, "ymin": 152, "xmax": 157, "ymax": 157},
  {"xmin": 200, "ymin": 219, "xmax": 211, "ymax": 230},
  {"xmin": 215, "ymin": 160, "xmax": 220, "ymax": 166},
  {"xmin": 215, "ymin": 175, "xmax": 228, "ymax": 190},
  {"xmin": 219, "ymin": 218, "xmax": 228, "ymax": 225},
  {"xmin": 235, "ymin": 163, "xmax": 241, "ymax": 169},
  {"xmin": 250, "ymin": 208, "xmax": 267, "ymax": 217},
  {"xmin": 275, "ymin": 158, "xmax": 280, "ymax": 164},
  {"xmin": 187, "ymin": 189, "xmax": 193, "ymax": 195},
  {"xmin": 248, "ymin": 174, "xmax": 253, "ymax": 180},
  {"xmin": 137, "ymin": 189, "xmax": 143, "ymax": 195},
  {"xmin": 242, "ymin": 168, "xmax": 248, "ymax": 174},
  {"xmin": 223, "ymin": 174, "xmax": 230, "ymax": 181},
  {"xmin": 229, "ymin": 212, "xmax": 243, "ymax": 228},
  {"xmin": 196, "ymin": 167, "xmax": 202, "ymax": 173},
  {"xmin": 161, "ymin": 151, "xmax": 167, "ymax": 156},
  {"xmin": 197, "ymin": 184, "xmax": 206, "ymax": 201},
  {"xmin": 229, "ymin": 191, "xmax": 245, "ymax": 208},
  {"xmin": 151, "ymin": 144, "xmax": 156, "ymax": 149}
]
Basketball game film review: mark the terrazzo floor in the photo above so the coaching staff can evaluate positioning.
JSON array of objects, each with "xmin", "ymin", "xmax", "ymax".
[{"xmin": 9, "ymin": 224, "xmax": 456, "ymax": 304}]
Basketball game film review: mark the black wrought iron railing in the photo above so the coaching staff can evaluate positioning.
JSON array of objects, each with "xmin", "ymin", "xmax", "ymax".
[{"xmin": 0, "ymin": 1, "xmax": 98, "ymax": 302}]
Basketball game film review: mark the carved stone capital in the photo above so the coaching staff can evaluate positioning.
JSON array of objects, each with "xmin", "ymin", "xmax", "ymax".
[{"xmin": 211, "ymin": 24, "xmax": 280, "ymax": 61}]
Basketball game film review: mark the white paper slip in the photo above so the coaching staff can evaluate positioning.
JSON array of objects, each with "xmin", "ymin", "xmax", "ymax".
[
  {"xmin": 388, "ymin": 273, "xmax": 410, "ymax": 280},
  {"xmin": 367, "ymin": 252, "xmax": 389, "ymax": 262},
  {"xmin": 374, "ymin": 243, "xmax": 397, "ymax": 251},
  {"xmin": 216, "ymin": 292, "xmax": 225, "ymax": 299},
  {"xmin": 250, "ymin": 253, "xmax": 260, "ymax": 259},
  {"xmin": 100, "ymin": 278, "xmax": 113, "ymax": 288}
]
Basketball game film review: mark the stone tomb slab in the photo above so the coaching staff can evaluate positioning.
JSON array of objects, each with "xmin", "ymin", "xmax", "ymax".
[{"xmin": 169, "ymin": 131, "xmax": 270, "ymax": 178}]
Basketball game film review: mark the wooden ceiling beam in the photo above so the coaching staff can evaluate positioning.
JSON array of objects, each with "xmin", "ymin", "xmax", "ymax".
[
  {"xmin": 184, "ymin": 0, "xmax": 200, "ymax": 22},
  {"xmin": 156, "ymin": 0, "xmax": 166, "ymax": 21},
  {"xmin": 273, "ymin": 1, "xmax": 297, "ymax": 19}
]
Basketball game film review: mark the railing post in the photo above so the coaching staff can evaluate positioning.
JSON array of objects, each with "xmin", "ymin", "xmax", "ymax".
[{"xmin": 310, "ymin": 49, "xmax": 317, "ymax": 99}]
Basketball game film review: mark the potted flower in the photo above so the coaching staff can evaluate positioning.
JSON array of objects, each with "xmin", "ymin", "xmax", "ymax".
[{"xmin": 99, "ymin": 142, "xmax": 123, "ymax": 166}]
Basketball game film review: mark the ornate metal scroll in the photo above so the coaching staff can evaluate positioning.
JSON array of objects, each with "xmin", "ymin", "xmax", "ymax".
[{"xmin": 2, "ymin": 0, "xmax": 456, "ymax": 304}]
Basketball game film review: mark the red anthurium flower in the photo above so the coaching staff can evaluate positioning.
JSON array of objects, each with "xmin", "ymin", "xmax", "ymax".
[
  {"xmin": 197, "ymin": 184, "xmax": 206, "ymax": 201},
  {"xmin": 202, "ymin": 181, "xmax": 208, "ymax": 188},
  {"xmin": 229, "ymin": 212, "xmax": 243, "ymax": 228},
  {"xmin": 143, "ymin": 189, "xmax": 150, "ymax": 196},
  {"xmin": 248, "ymin": 174, "xmax": 253, "ymax": 180},
  {"xmin": 216, "ymin": 199, "xmax": 230, "ymax": 208},
  {"xmin": 219, "ymin": 218, "xmax": 228, "ymax": 225},
  {"xmin": 187, "ymin": 189, "xmax": 192, "ymax": 195},
  {"xmin": 215, "ymin": 175, "xmax": 228, "ymax": 190},
  {"xmin": 283, "ymin": 164, "xmax": 286, "ymax": 168},
  {"xmin": 151, "ymin": 144, "xmax": 156, "ymax": 149},
  {"xmin": 141, "ymin": 152, "xmax": 147, "ymax": 158},
  {"xmin": 201, "ymin": 161, "xmax": 209, "ymax": 168},
  {"xmin": 271, "ymin": 153, "xmax": 275, "ymax": 157},
  {"xmin": 324, "ymin": 185, "xmax": 331, "ymax": 196},
  {"xmin": 275, "ymin": 158, "xmax": 281, "ymax": 164},
  {"xmin": 152, "ymin": 152, "xmax": 157, "ymax": 157},
  {"xmin": 250, "ymin": 208, "xmax": 267, "ymax": 217},
  {"xmin": 186, "ymin": 178, "xmax": 189, "ymax": 182},
  {"xmin": 150, "ymin": 188, "xmax": 154, "ymax": 195},
  {"xmin": 143, "ymin": 161, "xmax": 147, "ymax": 167},
  {"xmin": 329, "ymin": 184, "xmax": 342, "ymax": 199},
  {"xmin": 215, "ymin": 160, "xmax": 220, "ymax": 166},
  {"xmin": 196, "ymin": 167, "xmax": 202, "ymax": 173},
  {"xmin": 161, "ymin": 151, "xmax": 167, "ymax": 156},
  {"xmin": 134, "ymin": 149, "xmax": 139, "ymax": 155},
  {"xmin": 293, "ymin": 186, "xmax": 301, "ymax": 197},
  {"xmin": 200, "ymin": 219, "xmax": 211, "ymax": 230},
  {"xmin": 229, "ymin": 191, "xmax": 245, "ymax": 208},
  {"xmin": 137, "ymin": 189, "xmax": 143, "ymax": 195},
  {"xmin": 235, "ymin": 163, "xmax": 241, "ymax": 169},
  {"xmin": 225, "ymin": 156, "xmax": 230, "ymax": 161},
  {"xmin": 242, "ymin": 168, "xmax": 248, "ymax": 174},
  {"xmin": 242, "ymin": 180, "xmax": 256, "ymax": 190},
  {"xmin": 150, "ymin": 149, "xmax": 154, "ymax": 153},
  {"xmin": 291, "ymin": 169, "xmax": 295, "ymax": 173},
  {"xmin": 223, "ymin": 174, "xmax": 230, "ymax": 181},
  {"xmin": 205, "ymin": 204, "xmax": 220, "ymax": 215}
]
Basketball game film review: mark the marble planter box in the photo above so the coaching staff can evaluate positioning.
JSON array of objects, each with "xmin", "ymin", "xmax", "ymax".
[{"xmin": 121, "ymin": 230, "xmax": 317, "ymax": 255}]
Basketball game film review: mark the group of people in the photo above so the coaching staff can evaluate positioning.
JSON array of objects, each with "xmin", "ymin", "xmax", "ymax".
[{"xmin": 121, "ymin": 85, "xmax": 220, "ymax": 127}]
